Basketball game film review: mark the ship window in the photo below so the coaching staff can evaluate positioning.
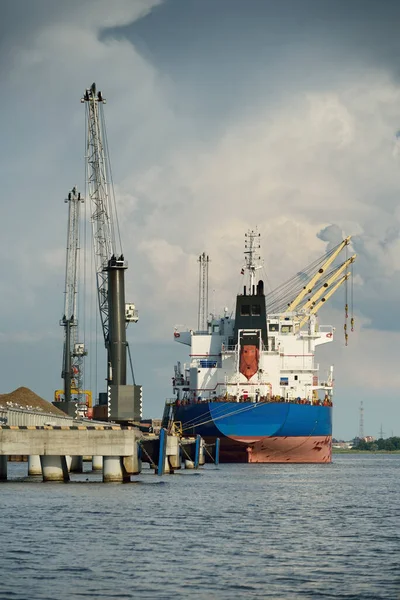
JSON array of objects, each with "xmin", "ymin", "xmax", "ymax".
[
  {"xmin": 251, "ymin": 304, "xmax": 261, "ymax": 316},
  {"xmin": 241, "ymin": 304, "xmax": 250, "ymax": 316},
  {"xmin": 281, "ymin": 325, "xmax": 292, "ymax": 334},
  {"xmin": 269, "ymin": 323, "xmax": 279, "ymax": 332},
  {"xmin": 294, "ymin": 375, "xmax": 298, "ymax": 381},
  {"xmin": 213, "ymin": 324, "xmax": 220, "ymax": 333}
]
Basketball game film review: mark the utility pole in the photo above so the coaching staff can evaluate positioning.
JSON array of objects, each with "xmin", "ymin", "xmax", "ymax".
[
  {"xmin": 359, "ymin": 400, "xmax": 364, "ymax": 439},
  {"xmin": 379, "ymin": 424, "xmax": 385, "ymax": 439}
]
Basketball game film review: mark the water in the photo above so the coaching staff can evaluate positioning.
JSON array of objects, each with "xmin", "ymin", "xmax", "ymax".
[{"xmin": 0, "ymin": 455, "xmax": 399, "ymax": 599}]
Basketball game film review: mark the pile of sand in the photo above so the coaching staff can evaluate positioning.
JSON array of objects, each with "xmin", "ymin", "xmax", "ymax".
[{"xmin": 0, "ymin": 387, "xmax": 65, "ymax": 415}]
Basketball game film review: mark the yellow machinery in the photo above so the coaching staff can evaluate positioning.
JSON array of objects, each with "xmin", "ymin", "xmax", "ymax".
[{"xmin": 54, "ymin": 389, "xmax": 93, "ymax": 409}]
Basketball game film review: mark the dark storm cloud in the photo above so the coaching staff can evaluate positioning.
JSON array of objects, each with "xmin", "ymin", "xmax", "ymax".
[{"xmin": 103, "ymin": 0, "xmax": 400, "ymax": 89}]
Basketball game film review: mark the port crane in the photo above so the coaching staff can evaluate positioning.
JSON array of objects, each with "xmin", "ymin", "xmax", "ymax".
[
  {"xmin": 56, "ymin": 186, "xmax": 91, "ymax": 415},
  {"xmin": 81, "ymin": 83, "xmax": 141, "ymax": 421}
]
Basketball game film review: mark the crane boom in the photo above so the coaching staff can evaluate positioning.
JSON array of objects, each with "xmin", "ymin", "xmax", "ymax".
[
  {"xmin": 81, "ymin": 83, "xmax": 122, "ymax": 346},
  {"xmin": 300, "ymin": 254, "xmax": 356, "ymax": 313},
  {"xmin": 298, "ymin": 273, "xmax": 350, "ymax": 328},
  {"xmin": 287, "ymin": 236, "xmax": 352, "ymax": 312}
]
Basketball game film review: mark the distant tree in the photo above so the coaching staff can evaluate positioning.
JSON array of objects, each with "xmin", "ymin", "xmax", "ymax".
[{"xmin": 353, "ymin": 437, "xmax": 400, "ymax": 452}]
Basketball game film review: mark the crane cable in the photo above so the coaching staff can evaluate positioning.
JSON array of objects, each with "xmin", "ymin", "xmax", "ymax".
[
  {"xmin": 350, "ymin": 262, "xmax": 355, "ymax": 333},
  {"xmin": 344, "ymin": 243, "xmax": 348, "ymax": 346},
  {"xmin": 99, "ymin": 104, "xmax": 123, "ymax": 257}
]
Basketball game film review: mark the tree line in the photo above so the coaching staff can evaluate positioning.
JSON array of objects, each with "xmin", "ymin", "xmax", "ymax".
[{"xmin": 353, "ymin": 437, "xmax": 400, "ymax": 451}]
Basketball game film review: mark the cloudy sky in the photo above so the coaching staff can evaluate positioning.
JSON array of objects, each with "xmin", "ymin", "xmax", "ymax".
[{"xmin": 1, "ymin": 0, "xmax": 400, "ymax": 439}]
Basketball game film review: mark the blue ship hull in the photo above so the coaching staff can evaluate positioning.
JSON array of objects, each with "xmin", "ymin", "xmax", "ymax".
[{"xmin": 170, "ymin": 401, "xmax": 332, "ymax": 463}]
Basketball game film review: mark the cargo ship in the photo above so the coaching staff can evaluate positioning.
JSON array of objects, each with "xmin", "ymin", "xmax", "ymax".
[{"xmin": 162, "ymin": 230, "xmax": 355, "ymax": 463}]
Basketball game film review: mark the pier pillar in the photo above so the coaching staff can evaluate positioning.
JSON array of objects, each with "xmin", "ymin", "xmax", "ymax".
[
  {"xmin": 92, "ymin": 455, "xmax": 103, "ymax": 471},
  {"xmin": 40, "ymin": 456, "xmax": 69, "ymax": 482},
  {"xmin": 157, "ymin": 428, "xmax": 168, "ymax": 475},
  {"xmin": 166, "ymin": 435, "xmax": 181, "ymax": 470},
  {"xmin": 28, "ymin": 455, "xmax": 42, "ymax": 476},
  {"xmin": 215, "ymin": 438, "xmax": 220, "ymax": 466},
  {"xmin": 194, "ymin": 435, "xmax": 201, "ymax": 469},
  {"xmin": 103, "ymin": 456, "xmax": 130, "ymax": 483},
  {"xmin": 69, "ymin": 456, "xmax": 83, "ymax": 473},
  {"xmin": 123, "ymin": 450, "xmax": 142, "ymax": 475},
  {"xmin": 199, "ymin": 438, "xmax": 206, "ymax": 466},
  {"xmin": 0, "ymin": 456, "xmax": 7, "ymax": 481}
]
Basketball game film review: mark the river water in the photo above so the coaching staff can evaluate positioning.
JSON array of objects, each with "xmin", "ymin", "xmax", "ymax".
[{"xmin": 0, "ymin": 454, "xmax": 399, "ymax": 600}]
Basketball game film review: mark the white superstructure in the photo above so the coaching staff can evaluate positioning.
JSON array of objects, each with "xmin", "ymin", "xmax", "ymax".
[{"xmin": 172, "ymin": 231, "xmax": 355, "ymax": 406}]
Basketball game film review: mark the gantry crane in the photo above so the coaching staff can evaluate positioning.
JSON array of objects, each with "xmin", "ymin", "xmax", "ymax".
[
  {"xmin": 81, "ymin": 83, "xmax": 141, "ymax": 422},
  {"xmin": 57, "ymin": 186, "xmax": 88, "ymax": 413}
]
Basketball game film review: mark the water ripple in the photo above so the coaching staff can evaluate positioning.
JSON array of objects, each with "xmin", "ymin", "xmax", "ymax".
[{"xmin": 0, "ymin": 455, "xmax": 399, "ymax": 599}]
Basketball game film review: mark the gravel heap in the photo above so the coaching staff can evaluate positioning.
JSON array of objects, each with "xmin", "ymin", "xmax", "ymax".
[{"xmin": 0, "ymin": 387, "xmax": 65, "ymax": 415}]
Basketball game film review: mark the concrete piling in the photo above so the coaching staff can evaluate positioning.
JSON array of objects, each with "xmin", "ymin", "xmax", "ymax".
[
  {"xmin": 199, "ymin": 438, "xmax": 206, "ymax": 466},
  {"xmin": 28, "ymin": 455, "xmax": 42, "ymax": 476},
  {"xmin": 166, "ymin": 435, "xmax": 181, "ymax": 470},
  {"xmin": 103, "ymin": 456, "xmax": 130, "ymax": 483},
  {"xmin": 40, "ymin": 456, "xmax": 70, "ymax": 482},
  {"xmin": 69, "ymin": 456, "xmax": 83, "ymax": 473},
  {"xmin": 123, "ymin": 448, "xmax": 141, "ymax": 475},
  {"xmin": 92, "ymin": 455, "xmax": 103, "ymax": 471},
  {"xmin": 0, "ymin": 455, "xmax": 7, "ymax": 480}
]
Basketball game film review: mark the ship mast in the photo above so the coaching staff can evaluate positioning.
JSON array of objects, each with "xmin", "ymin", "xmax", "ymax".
[{"xmin": 243, "ymin": 229, "xmax": 262, "ymax": 293}]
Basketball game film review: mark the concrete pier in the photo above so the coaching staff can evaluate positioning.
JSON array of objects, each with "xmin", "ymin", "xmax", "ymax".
[
  {"xmin": 28, "ymin": 455, "xmax": 42, "ymax": 476},
  {"xmin": 0, "ymin": 426, "xmax": 210, "ymax": 483},
  {"xmin": 103, "ymin": 456, "xmax": 130, "ymax": 483},
  {"xmin": 92, "ymin": 455, "xmax": 103, "ymax": 471},
  {"xmin": 40, "ymin": 456, "xmax": 69, "ymax": 482},
  {"xmin": 0, "ymin": 455, "xmax": 7, "ymax": 480}
]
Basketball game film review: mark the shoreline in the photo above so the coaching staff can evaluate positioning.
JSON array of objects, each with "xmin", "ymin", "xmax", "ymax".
[{"xmin": 332, "ymin": 448, "xmax": 400, "ymax": 454}]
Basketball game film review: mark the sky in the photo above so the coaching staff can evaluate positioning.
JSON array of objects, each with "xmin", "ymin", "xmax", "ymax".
[{"xmin": 1, "ymin": 0, "xmax": 400, "ymax": 440}]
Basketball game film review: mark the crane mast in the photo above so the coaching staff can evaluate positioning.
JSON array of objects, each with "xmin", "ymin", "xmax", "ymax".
[
  {"xmin": 82, "ymin": 83, "xmax": 120, "ymax": 345},
  {"xmin": 60, "ymin": 187, "xmax": 85, "ymax": 404},
  {"xmin": 81, "ymin": 83, "xmax": 141, "ymax": 422}
]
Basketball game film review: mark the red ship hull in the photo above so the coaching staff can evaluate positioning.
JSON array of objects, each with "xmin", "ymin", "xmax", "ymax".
[{"xmin": 203, "ymin": 434, "xmax": 332, "ymax": 463}]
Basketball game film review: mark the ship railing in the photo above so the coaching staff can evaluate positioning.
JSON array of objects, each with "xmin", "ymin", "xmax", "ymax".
[
  {"xmin": 170, "ymin": 396, "xmax": 333, "ymax": 407},
  {"xmin": 172, "ymin": 377, "xmax": 190, "ymax": 386},
  {"xmin": 193, "ymin": 359, "xmax": 219, "ymax": 369},
  {"xmin": 221, "ymin": 344, "xmax": 237, "ymax": 352},
  {"xmin": 165, "ymin": 398, "xmax": 177, "ymax": 406}
]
